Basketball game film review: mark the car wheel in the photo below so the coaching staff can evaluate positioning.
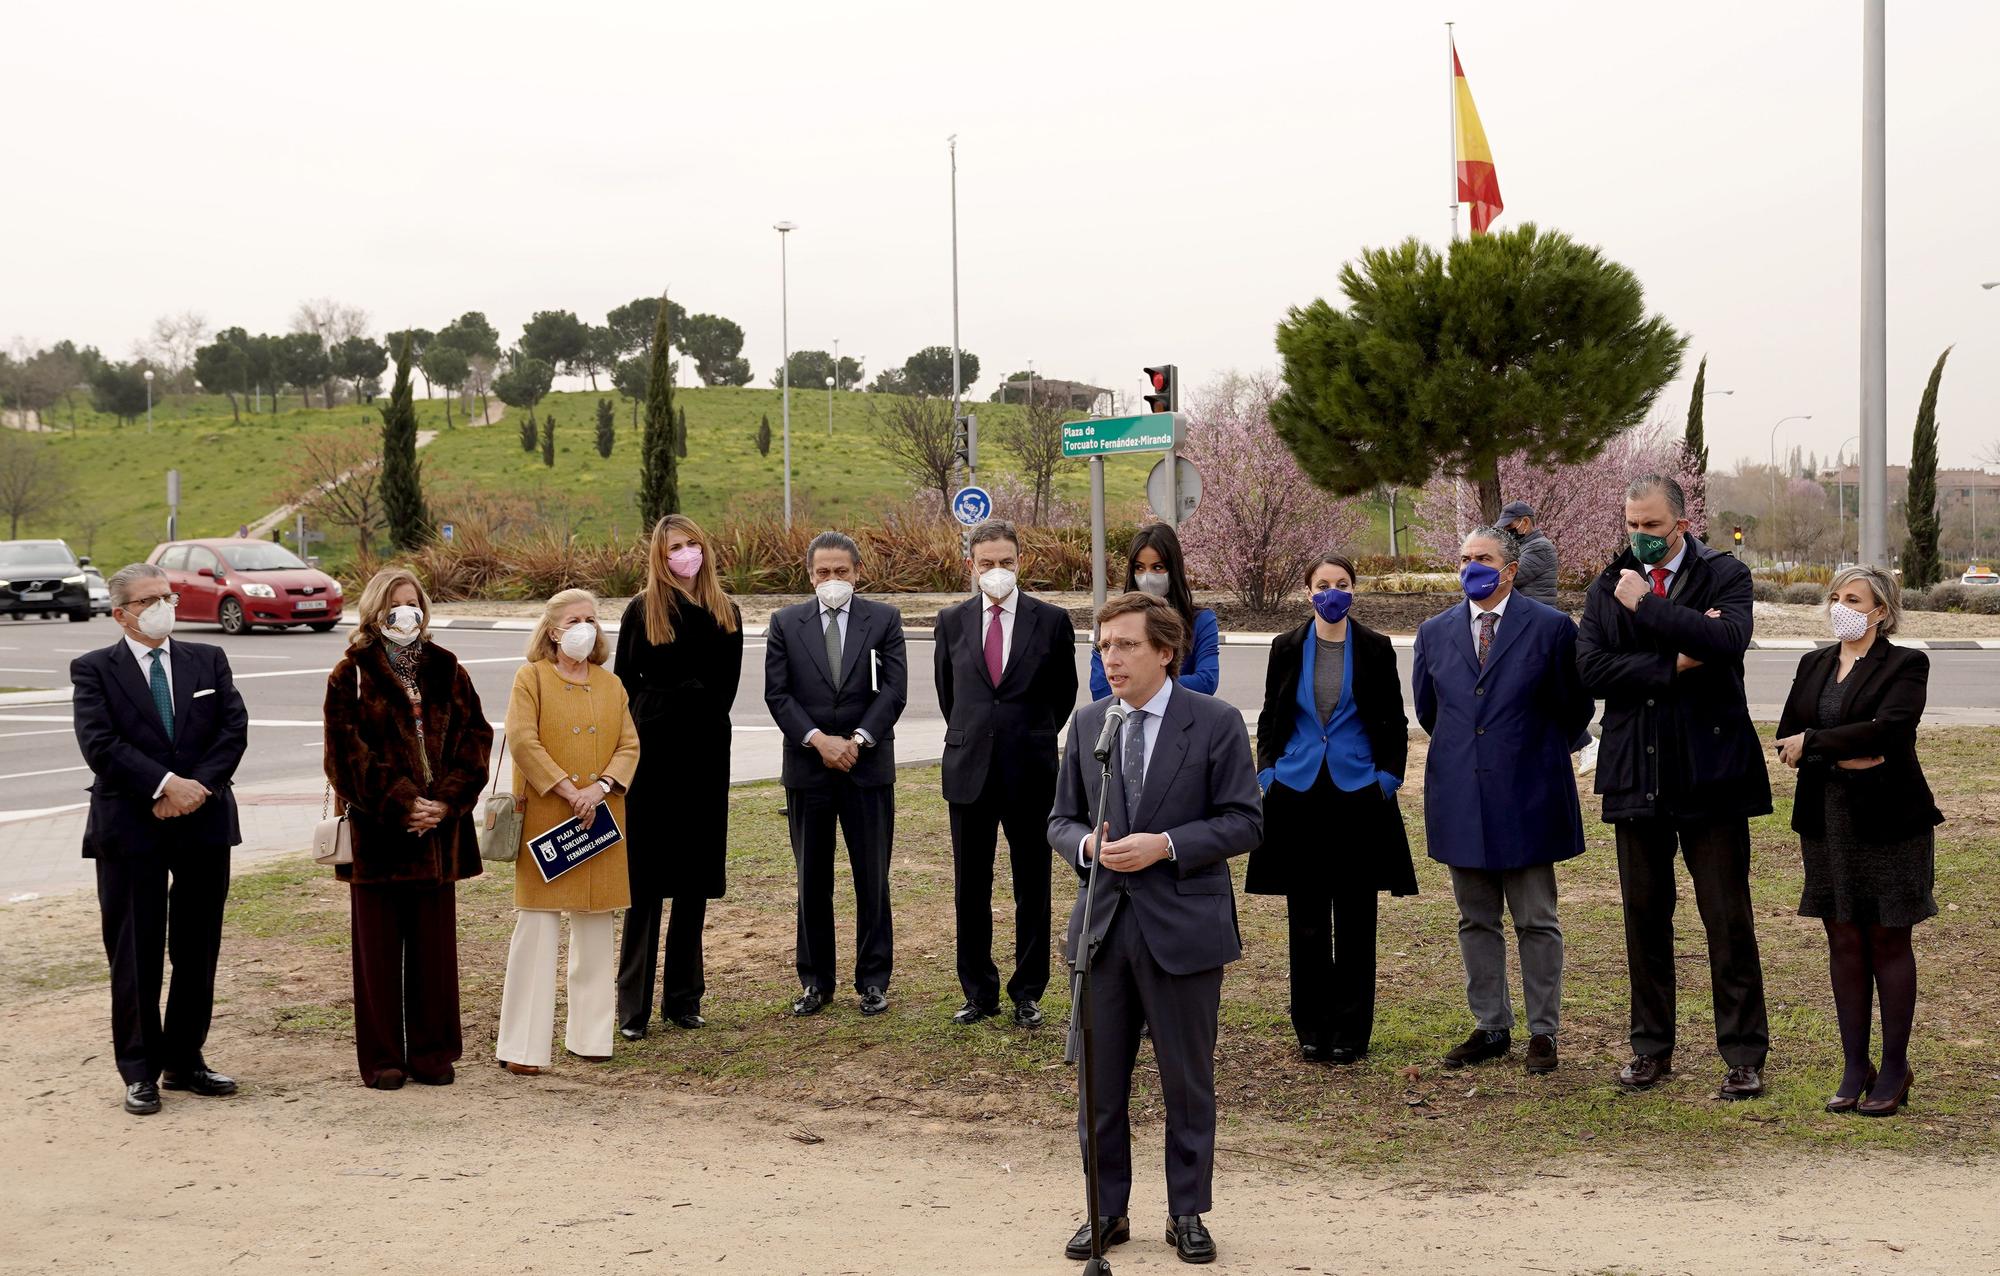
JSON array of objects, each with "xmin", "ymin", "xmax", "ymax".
[
  {"xmin": 67, "ymin": 608, "xmax": 90, "ymax": 623},
  {"xmin": 219, "ymin": 597, "xmax": 248, "ymax": 635},
  {"xmin": 308, "ymin": 621, "xmax": 338, "ymax": 633}
]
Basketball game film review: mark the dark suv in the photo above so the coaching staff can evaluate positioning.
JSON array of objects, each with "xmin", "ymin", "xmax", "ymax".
[{"xmin": 0, "ymin": 540, "xmax": 94, "ymax": 623}]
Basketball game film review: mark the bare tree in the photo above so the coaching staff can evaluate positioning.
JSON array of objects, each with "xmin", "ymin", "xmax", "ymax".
[
  {"xmin": 143, "ymin": 311, "xmax": 211, "ymax": 388},
  {"xmin": 870, "ymin": 393, "xmax": 958, "ymax": 508},
  {"xmin": 292, "ymin": 300, "xmax": 371, "ymax": 406},
  {"xmin": 0, "ymin": 429, "xmax": 70, "ymax": 537},
  {"xmin": 287, "ymin": 429, "xmax": 384, "ymax": 557},
  {"xmin": 1000, "ymin": 386, "xmax": 1071, "ymax": 524}
]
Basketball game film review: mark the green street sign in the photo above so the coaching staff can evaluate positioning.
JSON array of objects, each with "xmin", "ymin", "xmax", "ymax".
[{"xmin": 1060, "ymin": 412, "xmax": 1185, "ymax": 459}]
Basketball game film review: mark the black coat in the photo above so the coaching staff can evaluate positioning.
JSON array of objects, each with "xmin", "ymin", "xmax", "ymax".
[
  {"xmin": 71, "ymin": 638, "xmax": 248, "ymax": 858},
  {"xmin": 1245, "ymin": 620, "xmax": 1416, "ymax": 897},
  {"xmin": 933, "ymin": 593, "xmax": 1078, "ymax": 806},
  {"xmin": 1576, "ymin": 539, "xmax": 1772, "ymax": 823},
  {"xmin": 323, "ymin": 640, "xmax": 493, "ymax": 886},
  {"xmin": 763, "ymin": 596, "xmax": 909, "ymax": 789},
  {"xmin": 1775, "ymin": 636, "xmax": 1942, "ymax": 844},
  {"xmin": 614, "ymin": 594, "xmax": 745, "ymax": 899}
]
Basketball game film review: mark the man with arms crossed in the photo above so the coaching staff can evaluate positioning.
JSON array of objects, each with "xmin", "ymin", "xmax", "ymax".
[{"xmin": 1048, "ymin": 592, "xmax": 1262, "ymax": 1265}]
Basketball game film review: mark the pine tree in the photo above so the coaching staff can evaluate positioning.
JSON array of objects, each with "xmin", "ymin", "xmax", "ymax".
[
  {"xmin": 378, "ymin": 335, "xmax": 429, "ymax": 551},
  {"xmin": 638, "ymin": 294, "xmax": 679, "ymax": 524},
  {"xmin": 1902, "ymin": 346, "xmax": 1951, "ymax": 587},
  {"xmin": 756, "ymin": 412, "xmax": 772, "ymax": 457},
  {"xmin": 595, "ymin": 397, "xmax": 615, "ymax": 459},
  {"xmin": 542, "ymin": 412, "xmax": 555, "ymax": 468},
  {"xmin": 675, "ymin": 404, "xmax": 688, "ymax": 459},
  {"xmin": 1683, "ymin": 354, "xmax": 1710, "ymax": 511},
  {"xmin": 520, "ymin": 409, "xmax": 538, "ymax": 453}
]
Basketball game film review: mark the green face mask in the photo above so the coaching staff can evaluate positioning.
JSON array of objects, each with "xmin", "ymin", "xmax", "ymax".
[{"xmin": 1629, "ymin": 531, "xmax": 1671, "ymax": 565}]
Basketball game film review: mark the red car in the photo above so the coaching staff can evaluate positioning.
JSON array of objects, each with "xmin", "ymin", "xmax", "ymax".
[{"xmin": 147, "ymin": 538, "xmax": 345, "ymax": 634}]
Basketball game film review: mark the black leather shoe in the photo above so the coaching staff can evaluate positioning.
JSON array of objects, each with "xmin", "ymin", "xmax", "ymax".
[
  {"xmin": 671, "ymin": 1013, "xmax": 706, "ymax": 1030},
  {"xmin": 952, "ymin": 1001, "xmax": 999, "ymax": 1026},
  {"xmin": 1299, "ymin": 1040, "xmax": 1328, "ymax": 1063},
  {"xmin": 1326, "ymin": 1046, "xmax": 1364, "ymax": 1065},
  {"xmin": 409, "ymin": 1066, "xmax": 454, "ymax": 1086},
  {"xmin": 1442, "ymin": 1029, "xmax": 1510, "ymax": 1070},
  {"xmin": 123, "ymin": 1081, "xmax": 161, "ymax": 1115},
  {"xmin": 1064, "ymin": 1216, "xmax": 1130, "ymax": 1260},
  {"xmin": 619, "ymin": 1026, "xmax": 646, "ymax": 1042},
  {"xmin": 1012, "ymin": 999, "xmax": 1044, "ymax": 1029},
  {"xmin": 161, "ymin": 1068, "xmax": 237, "ymax": 1097},
  {"xmin": 1719, "ymin": 1064, "xmax": 1765, "ymax": 1101},
  {"xmin": 1167, "ymin": 1214, "xmax": 1216, "ymax": 1264},
  {"xmin": 1618, "ymin": 1052, "xmax": 1672, "ymax": 1089},
  {"xmin": 859, "ymin": 986, "xmax": 889, "ymax": 1016},
  {"xmin": 1524, "ymin": 1033, "xmax": 1559, "ymax": 1074},
  {"xmin": 368, "ymin": 1068, "xmax": 406, "ymax": 1091},
  {"xmin": 791, "ymin": 988, "xmax": 828, "ymax": 1017}
]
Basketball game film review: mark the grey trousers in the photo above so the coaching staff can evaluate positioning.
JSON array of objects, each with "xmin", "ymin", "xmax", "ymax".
[{"xmin": 1447, "ymin": 863, "xmax": 1563, "ymax": 1038}]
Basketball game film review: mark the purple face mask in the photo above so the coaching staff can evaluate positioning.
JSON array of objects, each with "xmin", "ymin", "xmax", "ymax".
[{"xmin": 1311, "ymin": 586, "xmax": 1353, "ymax": 625}]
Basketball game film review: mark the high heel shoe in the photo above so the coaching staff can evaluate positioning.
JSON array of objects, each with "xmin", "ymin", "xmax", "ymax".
[
  {"xmin": 1825, "ymin": 1066, "xmax": 1877, "ymax": 1114},
  {"xmin": 1858, "ymin": 1069, "xmax": 1913, "ymax": 1117}
]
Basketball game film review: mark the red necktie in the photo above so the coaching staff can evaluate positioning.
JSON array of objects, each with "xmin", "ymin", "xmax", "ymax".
[
  {"xmin": 984, "ymin": 604, "xmax": 1004, "ymax": 684},
  {"xmin": 1650, "ymin": 567, "xmax": 1669, "ymax": 597}
]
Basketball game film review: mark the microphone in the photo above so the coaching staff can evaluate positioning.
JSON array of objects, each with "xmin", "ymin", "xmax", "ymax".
[{"xmin": 1091, "ymin": 700, "xmax": 1130, "ymax": 764}]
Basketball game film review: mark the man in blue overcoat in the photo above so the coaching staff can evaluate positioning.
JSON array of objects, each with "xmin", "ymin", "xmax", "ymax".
[{"xmin": 1411, "ymin": 526, "xmax": 1594, "ymax": 1075}]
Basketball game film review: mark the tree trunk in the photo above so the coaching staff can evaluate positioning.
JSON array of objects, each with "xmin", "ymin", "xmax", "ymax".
[
  {"xmin": 323, "ymin": 380, "xmax": 337, "ymax": 410},
  {"xmin": 1473, "ymin": 459, "xmax": 1503, "ymax": 526},
  {"xmin": 479, "ymin": 390, "xmax": 489, "ymax": 423},
  {"xmin": 225, "ymin": 392, "xmax": 240, "ymax": 424},
  {"xmin": 444, "ymin": 395, "xmax": 453, "ymax": 429},
  {"xmin": 301, "ymin": 388, "xmax": 311, "ymax": 410}
]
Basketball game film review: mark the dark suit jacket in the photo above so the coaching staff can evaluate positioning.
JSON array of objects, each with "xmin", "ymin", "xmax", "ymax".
[
  {"xmin": 1576, "ymin": 538, "xmax": 1773, "ymax": 823},
  {"xmin": 1411, "ymin": 594, "xmax": 1592, "ymax": 870},
  {"xmin": 1046, "ymin": 686, "xmax": 1263, "ymax": 976},
  {"xmin": 763, "ymin": 595, "xmax": 909, "ymax": 789},
  {"xmin": 934, "ymin": 592, "xmax": 1078, "ymax": 806},
  {"xmin": 71, "ymin": 638, "xmax": 249, "ymax": 858},
  {"xmin": 1775, "ymin": 635, "xmax": 1942, "ymax": 844}
]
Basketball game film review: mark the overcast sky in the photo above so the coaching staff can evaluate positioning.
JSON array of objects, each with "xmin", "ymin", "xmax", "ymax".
[{"xmin": 4, "ymin": 0, "xmax": 1995, "ymax": 470}]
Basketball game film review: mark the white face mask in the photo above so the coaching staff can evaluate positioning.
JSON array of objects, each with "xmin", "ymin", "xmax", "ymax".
[
  {"xmin": 133, "ymin": 599, "xmax": 175, "ymax": 641},
  {"xmin": 977, "ymin": 567, "xmax": 1017, "ymax": 602},
  {"xmin": 381, "ymin": 604, "xmax": 423, "ymax": 646},
  {"xmin": 1829, "ymin": 600, "xmax": 1879, "ymax": 642},
  {"xmin": 815, "ymin": 579, "xmax": 854, "ymax": 611},
  {"xmin": 1134, "ymin": 571, "xmax": 1171, "ymax": 598},
  {"xmin": 559, "ymin": 621, "xmax": 598, "ymax": 660}
]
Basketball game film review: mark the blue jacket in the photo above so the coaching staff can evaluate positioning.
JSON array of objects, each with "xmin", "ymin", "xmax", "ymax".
[
  {"xmin": 1257, "ymin": 630, "xmax": 1398, "ymax": 797},
  {"xmin": 1410, "ymin": 593, "xmax": 1593, "ymax": 870},
  {"xmin": 1089, "ymin": 606, "xmax": 1219, "ymax": 700}
]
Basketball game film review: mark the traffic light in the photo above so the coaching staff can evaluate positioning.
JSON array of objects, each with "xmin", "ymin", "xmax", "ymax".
[
  {"xmin": 1142, "ymin": 364, "xmax": 1178, "ymax": 414},
  {"xmin": 1732, "ymin": 526, "xmax": 1744, "ymax": 547},
  {"xmin": 952, "ymin": 413, "xmax": 978, "ymax": 469}
]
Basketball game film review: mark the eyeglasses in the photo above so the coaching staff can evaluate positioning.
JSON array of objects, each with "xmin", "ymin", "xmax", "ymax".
[
  {"xmin": 121, "ymin": 593, "xmax": 180, "ymax": 610},
  {"xmin": 1095, "ymin": 638, "xmax": 1153, "ymax": 658}
]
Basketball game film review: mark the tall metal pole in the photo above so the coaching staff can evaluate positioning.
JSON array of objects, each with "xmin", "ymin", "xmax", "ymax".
[
  {"xmin": 1090, "ymin": 456, "xmax": 1107, "ymax": 614},
  {"xmin": 949, "ymin": 135, "xmax": 966, "ymax": 486},
  {"xmin": 776, "ymin": 222, "xmax": 795, "ymax": 530},
  {"xmin": 1859, "ymin": 0, "xmax": 1888, "ymax": 565},
  {"xmin": 1447, "ymin": 23, "xmax": 1460, "ymax": 243}
]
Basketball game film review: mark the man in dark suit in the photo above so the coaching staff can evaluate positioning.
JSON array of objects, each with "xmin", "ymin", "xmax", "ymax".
[
  {"xmin": 1047, "ymin": 592, "xmax": 1262, "ymax": 1266},
  {"xmin": 935, "ymin": 518, "xmax": 1078, "ymax": 1029},
  {"xmin": 764, "ymin": 530, "xmax": 909, "ymax": 1018},
  {"xmin": 1411, "ymin": 527, "xmax": 1593, "ymax": 1076},
  {"xmin": 1577, "ymin": 474, "xmax": 1772, "ymax": 1100},
  {"xmin": 71, "ymin": 563, "xmax": 249, "ymax": 1115}
]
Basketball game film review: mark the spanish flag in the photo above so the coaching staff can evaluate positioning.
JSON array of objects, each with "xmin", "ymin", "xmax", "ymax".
[{"xmin": 1452, "ymin": 37, "xmax": 1504, "ymax": 234}]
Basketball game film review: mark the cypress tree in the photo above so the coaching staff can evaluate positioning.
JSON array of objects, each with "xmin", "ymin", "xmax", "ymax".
[
  {"xmin": 542, "ymin": 411, "xmax": 555, "ymax": 468},
  {"xmin": 379, "ymin": 335, "xmax": 429, "ymax": 551},
  {"xmin": 638, "ymin": 294, "xmax": 679, "ymax": 525},
  {"xmin": 675, "ymin": 404, "xmax": 688, "ymax": 459},
  {"xmin": 595, "ymin": 397, "xmax": 615, "ymax": 458},
  {"xmin": 1683, "ymin": 354, "xmax": 1710, "ymax": 512},
  {"xmin": 1902, "ymin": 346, "xmax": 1951, "ymax": 587},
  {"xmin": 756, "ymin": 412, "xmax": 772, "ymax": 457},
  {"xmin": 520, "ymin": 409, "xmax": 538, "ymax": 452}
]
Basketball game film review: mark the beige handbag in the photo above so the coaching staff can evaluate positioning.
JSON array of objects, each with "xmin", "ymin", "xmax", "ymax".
[
  {"xmin": 477, "ymin": 735, "xmax": 523, "ymax": 862},
  {"xmin": 315, "ymin": 663, "xmax": 361, "ymax": 867}
]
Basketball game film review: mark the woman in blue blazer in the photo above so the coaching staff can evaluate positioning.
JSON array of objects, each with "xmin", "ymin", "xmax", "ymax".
[
  {"xmin": 1244, "ymin": 553, "xmax": 1415, "ymax": 1063},
  {"xmin": 1088, "ymin": 523, "xmax": 1220, "ymax": 699}
]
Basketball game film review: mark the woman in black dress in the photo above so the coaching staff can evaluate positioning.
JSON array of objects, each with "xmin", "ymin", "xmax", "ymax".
[
  {"xmin": 614, "ymin": 514, "xmax": 745, "ymax": 1036},
  {"xmin": 1244, "ymin": 552, "xmax": 1416, "ymax": 1063},
  {"xmin": 1775, "ymin": 565, "xmax": 1939, "ymax": 1117}
]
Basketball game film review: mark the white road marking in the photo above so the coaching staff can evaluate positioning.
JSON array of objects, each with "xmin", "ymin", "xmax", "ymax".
[
  {"xmin": 0, "ymin": 764, "xmax": 90, "ymax": 782},
  {"xmin": 0, "ymin": 667, "xmax": 54, "ymax": 673},
  {"xmin": 0, "ymin": 727, "xmax": 75, "ymax": 739},
  {"xmin": 0, "ymin": 714, "xmax": 75, "ymax": 723},
  {"xmin": 0, "ymin": 802, "xmax": 86, "ymax": 824}
]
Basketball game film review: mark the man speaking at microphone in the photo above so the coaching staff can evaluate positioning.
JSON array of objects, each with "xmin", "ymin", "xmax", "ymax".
[{"xmin": 1047, "ymin": 591, "xmax": 1262, "ymax": 1265}]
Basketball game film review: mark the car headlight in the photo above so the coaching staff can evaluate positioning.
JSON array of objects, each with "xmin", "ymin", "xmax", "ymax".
[
  {"xmin": 241, "ymin": 582, "xmax": 277, "ymax": 598},
  {"xmin": 64, "ymin": 574, "xmax": 86, "ymax": 586},
  {"xmin": 330, "ymin": 581, "xmax": 343, "ymax": 598}
]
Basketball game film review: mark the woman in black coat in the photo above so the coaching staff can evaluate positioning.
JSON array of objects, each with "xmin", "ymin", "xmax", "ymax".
[
  {"xmin": 614, "ymin": 514, "xmax": 745, "ymax": 1036},
  {"xmin": 1245, "ymin": 552, "xmax": 1416, "ymax": 1063},
  {"xmin": 1774, "ymin": 565, "xmax": 1940, "ymax": 1118}
]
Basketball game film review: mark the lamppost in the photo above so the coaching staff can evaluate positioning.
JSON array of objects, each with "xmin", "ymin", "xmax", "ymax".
[
  {"xmin": 825, "ymin": 376, "xmax": 835, "ymax": 437},
  {"xmin": 1837, "ymin": 434, "xmax": 1858, "ymax": 564},
  {"xmin": 1768, "ymin": 413, "xmax": 1814, "ymax": 527},
  {"xmin": 833, "ymin": 337, "xmax": 841, "ymax": 393},
  {"xmin": 774, "ymin": 220, "xmax": 796, "ymax": 530},
  {"xmin": 143, "ymin": 368, "xmax": 154, "ymax": 433}
]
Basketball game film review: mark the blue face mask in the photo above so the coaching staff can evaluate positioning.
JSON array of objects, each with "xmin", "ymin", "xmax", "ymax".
[
  {"xmin": 1460, "ymin": 560, "xmax": 1502, "ymax": 601},
  {"xmin": 1311, "ymin": 586, "xmax": 1353, "ymax": 625}
]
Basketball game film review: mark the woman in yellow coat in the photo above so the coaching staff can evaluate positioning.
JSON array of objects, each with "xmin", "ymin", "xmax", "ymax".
[{"xmin": 495, "ymin": 589, "xmax": 640, "ymax": 1074}]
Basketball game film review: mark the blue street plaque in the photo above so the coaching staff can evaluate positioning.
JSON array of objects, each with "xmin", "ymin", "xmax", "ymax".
[
  {"xmin": 951, "ymin": 485, "xmax": 993, "ymax": 526},
  {"xmin": 525, "ymin": 803, "xmax": 623, "ymax": 883}
]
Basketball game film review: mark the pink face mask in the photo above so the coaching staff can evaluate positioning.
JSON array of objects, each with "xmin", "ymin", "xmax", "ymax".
[{"xmin": 667, "ymin": 546, "xmax": 704, "ymax": 579}]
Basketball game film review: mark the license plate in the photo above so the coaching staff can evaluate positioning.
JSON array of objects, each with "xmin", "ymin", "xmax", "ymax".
[
  {"xmin": 20, "ymin": 591, "xmax": 53, "ymax": 601},
  {"xmin": 294, "ymin": 599, "xmax": 327, "ymax": 611}
]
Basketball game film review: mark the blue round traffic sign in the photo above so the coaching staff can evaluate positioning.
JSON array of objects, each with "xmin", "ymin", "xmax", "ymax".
[{"xmin": 951, "ymin": 485, "xmax": 993, "ymax": 526}]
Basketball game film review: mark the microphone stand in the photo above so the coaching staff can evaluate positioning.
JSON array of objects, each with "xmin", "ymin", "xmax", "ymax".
[{"xmin": 1074, "ymin": 715, "xmax": 1121, "ymax": 1276}]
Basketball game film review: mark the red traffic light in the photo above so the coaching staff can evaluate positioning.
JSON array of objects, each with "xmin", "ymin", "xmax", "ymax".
[
  {"xmin": 1143, "ymin": 364, "xmax": 1177, "ymax": 414},
  {"xmin": 1148, "ymin": 369, "xmax": 1168, "ymax": 392}
]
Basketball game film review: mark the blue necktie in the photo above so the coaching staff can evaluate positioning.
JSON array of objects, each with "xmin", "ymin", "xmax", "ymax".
[{"xmin": 148, "ymin": 648, "xmax": 175, "ymax": 741}]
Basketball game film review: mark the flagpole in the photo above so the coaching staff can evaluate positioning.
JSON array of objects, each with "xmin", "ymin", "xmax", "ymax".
[{"xmin": 1447, "ymin": 22, "xmax": 1460, "ymax": 242}]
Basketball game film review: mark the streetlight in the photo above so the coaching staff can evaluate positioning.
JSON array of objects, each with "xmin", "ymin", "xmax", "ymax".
[
  {"xmin": 1982, "ymin": 281, "xmax": 2000, "ymax": 290},
  {"xmin": 774, "ymin": 220, "xmax": 796, "ymax": 530},
  {"xmin": 825, "ymin": 375, "xmax": 835, "ymax": 437},
  {"xmin": 832, "ymin": 337, "xmax": 841, "ymax": 393},
  {"xmin": 1837, "ymin": 434, "xmax": 1859, "ymax": 564},
  {"xmin": 143, "ymin": 368, "xmax": 154, "ymax": 433},
  {"xmin": 1768, "ymin": 413, "xmax": 1814, "ymax": 523}
]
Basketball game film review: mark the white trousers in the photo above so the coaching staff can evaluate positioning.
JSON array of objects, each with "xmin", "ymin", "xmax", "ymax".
[{"xmin": 496, "ymin": 909, "xmax": 615, "ymax": 1067}]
